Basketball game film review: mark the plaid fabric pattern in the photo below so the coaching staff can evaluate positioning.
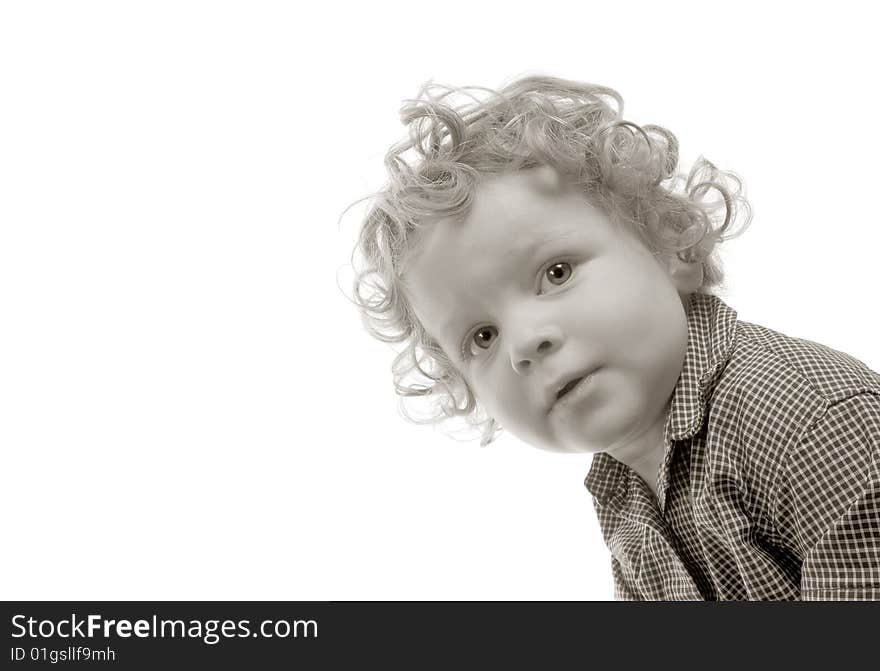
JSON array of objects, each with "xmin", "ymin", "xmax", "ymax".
[{"xmin": 584, "ymin": 293, "xmax": 880, "ymax": 600}]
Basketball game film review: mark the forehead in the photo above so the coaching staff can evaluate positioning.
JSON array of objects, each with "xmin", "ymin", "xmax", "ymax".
[{"xmin": 406, "ymin": 166, "xmax": 593, "ymax": 268}]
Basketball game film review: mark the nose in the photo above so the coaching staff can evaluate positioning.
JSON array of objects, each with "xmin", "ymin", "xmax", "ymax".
[{"xmin": 509, "ymin": 326, "xmax": 563, "ymax": 376}]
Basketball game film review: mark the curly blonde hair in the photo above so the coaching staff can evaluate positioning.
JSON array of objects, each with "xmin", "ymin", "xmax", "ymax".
[{"xmin": 347, "ymin": 74, "xmax": 751, "ymax": 445}]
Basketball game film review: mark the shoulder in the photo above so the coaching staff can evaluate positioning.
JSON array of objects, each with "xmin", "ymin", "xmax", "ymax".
[
  {"xmin": 734, "ymin": 319, "xmax": 880, "ymax": 401},
  {"xmin": 711, "ymin": 319, "xmax": 880, "ymax": 434},
  {"xmin": 701, "ymin": 319, "xmax": 880, "ymax": 521}
]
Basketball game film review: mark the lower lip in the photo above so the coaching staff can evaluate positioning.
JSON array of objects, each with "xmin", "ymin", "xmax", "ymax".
[{"xmin": 551, "ymin": 373, "xmax": 595, "ymax": 413}]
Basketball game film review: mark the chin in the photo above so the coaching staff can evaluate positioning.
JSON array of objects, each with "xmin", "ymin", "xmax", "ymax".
[
  {"xmin": 538, "ymin": 441, "xmax": 599, "ymax": 454},
  {"xmin": 545, "ymin": 426, "xmax": 608, "ymax": 454}
]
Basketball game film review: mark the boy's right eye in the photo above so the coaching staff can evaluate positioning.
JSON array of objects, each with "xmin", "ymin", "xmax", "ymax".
[{"xmin": 466, "ymin": 325, "xmax": 499, "ymax": 358}]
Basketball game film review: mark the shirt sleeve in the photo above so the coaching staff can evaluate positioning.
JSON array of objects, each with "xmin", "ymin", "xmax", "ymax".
[
  {"xmin": 611, "ymin": 556, "xmax": 640, "ymax": 601},
  {"xmin": 773, "ymin": 393, "xmax": 880, "ymax": 600}
]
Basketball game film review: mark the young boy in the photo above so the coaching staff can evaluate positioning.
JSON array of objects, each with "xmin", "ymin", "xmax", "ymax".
[{"xmin": 348, "ymin": 75, "xmax": 880, "ymax": 600}]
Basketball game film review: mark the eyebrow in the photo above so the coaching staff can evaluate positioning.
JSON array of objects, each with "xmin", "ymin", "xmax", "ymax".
[{"xmin": 504, "ymin": 230, "xmax": 577, "ymax": 261}]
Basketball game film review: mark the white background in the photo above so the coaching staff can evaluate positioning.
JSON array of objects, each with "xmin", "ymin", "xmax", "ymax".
[{"xmin": 1, "ymin": 1, "xmax": 877, "ymax": 600}]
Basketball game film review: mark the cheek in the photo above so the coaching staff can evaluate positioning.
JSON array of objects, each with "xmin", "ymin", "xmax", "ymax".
[
  {"xmin": 469, "ymin": 368, "xmax": 505, "ymax": 414},
  {"xmin": 596, "ymin": 263, "xmax": 679, "ymax": 334},
  {"xmin": 470, "ymin": 367, "xmax": 527, "ymax": 423},
  {"xmin": 574, "ymin": 266, "xmax": 686, "ymax": 382}
]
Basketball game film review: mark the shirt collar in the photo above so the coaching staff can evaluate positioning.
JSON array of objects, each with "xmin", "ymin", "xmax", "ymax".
[
  {"xmin": 667, "ymin": 292, "xmax": 738, "ymax": 441},
  {"xmin": 584, "ymin": 292, "xmax": 738, "ymax": 505}
]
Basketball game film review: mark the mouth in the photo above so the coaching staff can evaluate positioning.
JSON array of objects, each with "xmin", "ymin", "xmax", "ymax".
[
  {"xmin": 556, "ymin": 377, "xmax": 585, "ymax": 400},
  {"xmin": 549, "ymin": 371, "xmax": 596, "ymax": 413}
]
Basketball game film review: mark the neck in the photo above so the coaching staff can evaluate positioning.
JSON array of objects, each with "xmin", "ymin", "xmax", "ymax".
[{"xmin": 603, "ymin": 403, "xmax": 670, "ymax": 498}]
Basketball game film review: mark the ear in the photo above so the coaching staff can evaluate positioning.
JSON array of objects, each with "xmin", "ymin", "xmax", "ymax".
[{"xmin": 659, "ymin": 252, "xmax": 704, "ymax": 298}]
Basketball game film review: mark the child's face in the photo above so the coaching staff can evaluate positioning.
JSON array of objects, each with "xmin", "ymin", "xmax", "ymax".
[{"xmin": 402, "ymin": 165, "xmax": 694, "ymax": 454}]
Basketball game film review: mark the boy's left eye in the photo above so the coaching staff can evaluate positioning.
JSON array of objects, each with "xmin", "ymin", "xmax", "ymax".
[{"xmin": 544, "ymin": 262, "xmax": 572, "ymax": 286}]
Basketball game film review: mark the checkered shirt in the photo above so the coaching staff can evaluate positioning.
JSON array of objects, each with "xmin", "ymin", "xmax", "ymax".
[{"xmin": 584, "ymin": 293, "xmax": 880, "ymax": 600}]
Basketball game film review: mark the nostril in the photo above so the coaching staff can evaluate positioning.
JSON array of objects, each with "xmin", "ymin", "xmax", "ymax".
[
  {"xmin": 537, "ymin": 340, "xmax": 553, "ymax": 353},
  {"xmin": 517, "ymin": 360, "xmax": 531, "ymax": 370}
]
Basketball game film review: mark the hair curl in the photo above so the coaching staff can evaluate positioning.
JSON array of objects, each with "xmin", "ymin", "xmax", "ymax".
[{"xmin": 346, "ymin": 74, "xmax": 751, "ymax": 446}]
